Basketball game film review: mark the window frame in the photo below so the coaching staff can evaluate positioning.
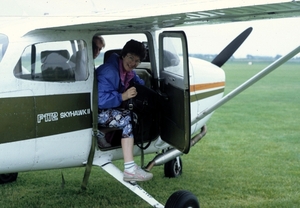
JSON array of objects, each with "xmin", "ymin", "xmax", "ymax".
[{"xmin": 14, "ymin": 39, "xmax": 88, "ymax": 82}]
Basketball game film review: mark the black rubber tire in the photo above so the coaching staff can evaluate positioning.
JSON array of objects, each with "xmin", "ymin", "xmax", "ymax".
[
  {"xmin": 165, "ymin": 190, "xmax": 200, "ymax": 208},
  {"xmin": 164, "ymin": 157, "xmax": 182, "ymax": 178},
  {"xmin": 0, "ymin": 173, "xmax": 18, "ymax": 184}
]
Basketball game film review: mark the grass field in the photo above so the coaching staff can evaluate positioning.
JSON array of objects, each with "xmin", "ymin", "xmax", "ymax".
[{"xmin": 1, "ymin": 61, "xmax": 300, "ymax": 208}]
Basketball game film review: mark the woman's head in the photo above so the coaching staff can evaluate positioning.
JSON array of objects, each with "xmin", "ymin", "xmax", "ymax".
[
  {"xmin": 121, "ymin": 39, "xmax": 146, "ymax": 61},
  {"xmin": 121, "ymin": 39, "xmax": 147, "ymax": 71}
]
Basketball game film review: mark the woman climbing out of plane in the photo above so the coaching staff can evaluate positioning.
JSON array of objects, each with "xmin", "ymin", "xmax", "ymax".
[{"xmin": 96, "ymin": 39, "xmax": 153, "ymax": 182}]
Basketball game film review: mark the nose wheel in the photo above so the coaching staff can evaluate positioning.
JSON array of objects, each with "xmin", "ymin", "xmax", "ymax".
[
  {"xmin": 0, "ymin": 173, "xmax": 18, "ymax": 184},
  {"xmin": 165, "ymin": 190, "xmax": 200, "ymax": 208},
  {"xmin": 164, "ymin": 156, "xmax": 182, "ymax": 178}
]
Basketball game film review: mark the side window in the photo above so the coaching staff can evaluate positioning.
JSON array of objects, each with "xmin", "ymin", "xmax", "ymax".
[
  {"xmin": 14, "ymin": 40, "xmax": 88, "ymax": 82},
  {"xmin": 0, "ymin": 34, "xmax": 8, "ymax": 63}
]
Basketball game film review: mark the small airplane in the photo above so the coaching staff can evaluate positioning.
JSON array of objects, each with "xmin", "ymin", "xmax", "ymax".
[{"xmin": 1, "ymin": 1, "xmax": 300, "ymax": 207}]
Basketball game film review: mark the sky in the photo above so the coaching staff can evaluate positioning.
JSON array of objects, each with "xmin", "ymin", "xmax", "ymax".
[
  {"xmin": 177, "ymin": 17, "xmax": 300, "ymax": 58},
  {"xmin": 102, "ymin": 17, "xmax": 300, "ymax": 59},
  {"xmin": 1, "ymin": 0, "xmax": 300, "ymax": 58}
]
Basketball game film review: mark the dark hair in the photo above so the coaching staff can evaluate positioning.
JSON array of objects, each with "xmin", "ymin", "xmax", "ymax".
[{"xmin": 121, "ymin": 39, "xmax": 146, "ymax": 61}]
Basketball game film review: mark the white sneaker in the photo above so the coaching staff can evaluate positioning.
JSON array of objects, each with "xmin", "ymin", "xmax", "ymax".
[{"xmin": 123, "ymin": 165, "xmax": 153, "ymax": 182}]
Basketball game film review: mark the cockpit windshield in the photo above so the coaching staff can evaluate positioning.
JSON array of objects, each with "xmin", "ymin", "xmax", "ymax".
[{"xmin": 0, "ymin": 34, "xmax": 8, "ymax": 63}]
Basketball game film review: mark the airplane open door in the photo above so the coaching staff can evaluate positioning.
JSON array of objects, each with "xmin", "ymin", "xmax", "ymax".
[{"xmin": 158, "ymin": 31, "xmax": 191, "ymax": 154}]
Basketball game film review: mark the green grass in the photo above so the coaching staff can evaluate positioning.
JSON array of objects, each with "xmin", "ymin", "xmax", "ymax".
[{"xmin": 1, "ymin": 61, "xmax": 300, "ymax": 207}]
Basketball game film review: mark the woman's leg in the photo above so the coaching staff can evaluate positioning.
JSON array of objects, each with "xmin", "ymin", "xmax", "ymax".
[
  {"xmin": 99, "ymin": 109, "xmax": 152, "ymax": 181},
  {"xmin": 121, "ymin": 137, "xmax": 134, "ymax": 163}
]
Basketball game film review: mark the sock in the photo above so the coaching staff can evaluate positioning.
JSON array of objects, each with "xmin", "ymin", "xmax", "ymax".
[{"xmin": 124, "ymin": 161, "xmax": 136, "ymax": 173}]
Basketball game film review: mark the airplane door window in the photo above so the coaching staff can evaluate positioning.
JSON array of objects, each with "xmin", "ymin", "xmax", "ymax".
[
  {"xmin": 13, "ymin": 40, "xmax": 88, "ymax": 82},
  {"xmin": 162, "ymin": 38, "xmax": 183, "ymax": 77}
]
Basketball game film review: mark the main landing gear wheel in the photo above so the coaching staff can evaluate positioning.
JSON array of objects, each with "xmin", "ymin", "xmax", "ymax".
[
  {"xmin": 165, "ymin": 190, "xmax": 200, "ymax": 208},
  {"xmin": 164, "ymin": 157, "xmax": 182, "ymax": 178},
  {"xmin": 0, "ymin": 173, "xmax": 18, "ymax": 184}
]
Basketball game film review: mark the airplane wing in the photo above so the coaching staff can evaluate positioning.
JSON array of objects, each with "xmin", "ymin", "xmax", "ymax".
[{"xmin": 1, "ymin": 0, "xmax": 300, "ymax": 33}]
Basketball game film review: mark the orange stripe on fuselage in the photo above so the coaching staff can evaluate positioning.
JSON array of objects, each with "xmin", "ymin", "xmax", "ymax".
[{"xmin": 190, "ymin": 82, "xmax": 225, "ymax": 92}]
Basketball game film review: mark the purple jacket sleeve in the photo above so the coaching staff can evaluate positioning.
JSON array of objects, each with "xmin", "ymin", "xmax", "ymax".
[{"xmin": 97, "ymin": 63, "xmax": 123, "ymax": 109}]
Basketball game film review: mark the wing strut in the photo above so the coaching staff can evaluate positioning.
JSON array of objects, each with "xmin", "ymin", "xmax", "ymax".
[{"xmin": 192, "ymin": 45, "xmax": 300, "ymax": 125}]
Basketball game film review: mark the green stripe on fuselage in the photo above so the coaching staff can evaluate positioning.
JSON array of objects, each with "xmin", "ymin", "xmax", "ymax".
[
  {"xmin": 0, "ymin": 93, "xmax": 92, "ymax": 144},
  {"xmin": 190, "ymin": 88, "xmax": 224, "ymax": 102}
]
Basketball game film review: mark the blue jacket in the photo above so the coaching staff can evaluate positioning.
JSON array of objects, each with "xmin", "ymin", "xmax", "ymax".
[{"xmin": 96, "ymin": 53, "xmax": 144, "ymax": 109}]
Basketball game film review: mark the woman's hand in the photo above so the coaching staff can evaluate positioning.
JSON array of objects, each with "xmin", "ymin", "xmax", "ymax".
[{"xmin": 122, "ymin": 87, "xmax": 137, "ymax": 101}]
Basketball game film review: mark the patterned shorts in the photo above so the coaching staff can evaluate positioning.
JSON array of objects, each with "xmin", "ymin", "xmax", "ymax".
[{"xmin": 98, "ymin": 109, "xmax": 133, "ymax": 138}]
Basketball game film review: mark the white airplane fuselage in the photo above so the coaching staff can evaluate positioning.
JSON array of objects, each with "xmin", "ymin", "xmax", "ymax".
[{"xmin": 0, "ymin": 27, "xmax": 225, "ymax": 174}]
